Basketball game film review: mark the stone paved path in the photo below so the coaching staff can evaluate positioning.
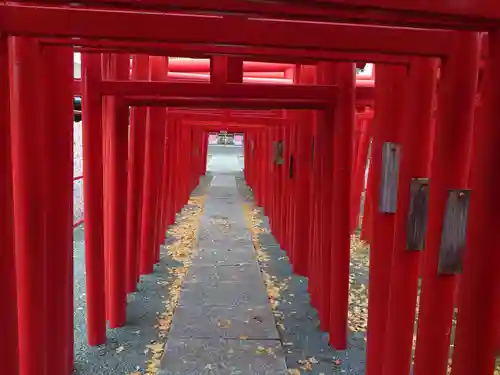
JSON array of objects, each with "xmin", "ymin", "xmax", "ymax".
[{"xmin": 159, "ymin": 173, "xmax": 287, "ymax": 375}]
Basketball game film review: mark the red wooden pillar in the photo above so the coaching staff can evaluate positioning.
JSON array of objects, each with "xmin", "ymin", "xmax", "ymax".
[
  {"xmin": 260, "ymin": 129, "xmax": 269, "ymax": 211},
  {"xmin": 81, "ymin": 52, "xmax": 107, "ymax": 345},
  {"xmin": 451, "ymin": 30, "xmax": 500, "ymax": 375},
  {"xmin": 140, "ymin": 56, "xmax": 166, "ymax": 275},
  {"xmin": 243, "ymin": 132, "xmax": 248, "ymax": 180},
  {"xmin": 172, "ymin": 121, "xmax": 182, "ymax": 213},
  {"xmin": 250, "ymin": 132, "xmax": 259, "ymax": 200},
  {"xmin": 266, "ymin": 127, "xmax": 273, "ymax": 214},
  {"xmin": 329, "ymin": 62, "xmax": 356, "ymax": 349},
  {"xmin": 293, "ymin": 65, "xmax": 315, "ymax": 277},
  {"xmin": 248, "ymin": 133, "xmax": 252, "ymax": 178},
  {"xmin": 381, "ymin": 58, "xmax": 437, "ymax": 375},
  {"xmin": 176, "ymin": 123, "xmax": 185, "ymax": 211},
  {"xmin": 260, "ymin": 128, "xmax": 267, "ymax": 209},
  {"xmin": 413, "ymin": 32, "xmax": 480, "ymax": 375},
  {"xmin": 350, "ymin": 117, "xmax": 371, "ymax": 233},
  {"xmin": 365, "ymin": 64, "xmax": 406, "ymax": 375},
  {"xmin": 101, "ymin": 53, "xmax": 112, "ymax": 321},
  {"xmin": 270, "ymin": 126, "xmax": 281, "ymax": 236},
  {"xmin": 308, "ymin": 113, "xmax": 320, "ymax": 307},
  {"xmin": 262, "ymin": 128, "xmax": 269, "ymax": 210},
  {"xmin": 42, "ymin": 45, "xmax": 75, "ymax": 374},
  {"xmin": 315, "ymin": 62, "xmax": 339, "ymax": 330},
  {"xmin": 286, "ymin": 121, "xmax": 298, "ymax": 261},
  {"xmin": 126, "ymin": 54, "xmax": 148, "ymax": 293},
  {"xmin": 0, "ymin": 36, "xmax": 19, "ymax": 375},
  {"xmin": 9, "ymin": 36, "xmax": 48, "ymax": 375},
  {"xmin": 360, "ymin": 152, "xmax": 373, "ymax": 243},
  {"xmin": 166, "ymin": 121, "xmax": 178, "ymax": 227},
  {"xmin": 155, "ymin": 122, "xmax": 168, "ymax": 262},
  {"xmin": 253, "ymin": 132, "xmax": 260, "ymax": 204},
  {"xmin": 201, "ymin": 130, "xmax": 208, "ymax": 175},
  {"xmin": 277, "ymin": 126, "xmax": 287, "ymax": 246},
  {"xmin": 160, "ymin": 119, "xmax": 175, "ymax": 246},
  {"xmin": 191, "ymin": 128, "xmax": 200, "ymax": 188},
  {"xmin": 107, "ymin": 54, "xmax": 129, "ymax": 328},
  {"xmin": 286, "ymin": 124, "xmax": 294, "ymax": 251},
  {"xmin": 179, "ymin": 125, "xmax": 190, "ymax": 204},
  {"xmin": 150, "ymin": 58, "xmax": 168, "ymax": 262},
  {"xmin": 204, "ymin": 131, "xmax": 209, "ymax": 174},
  {"xmin": 177, "ymin": 124, "xmax": 185, "ymax": 209}
]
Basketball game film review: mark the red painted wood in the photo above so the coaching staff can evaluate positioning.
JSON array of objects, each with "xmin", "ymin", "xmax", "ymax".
[
  {"xmin": 106, "ymin": 54, "xmax": 129, "ymax": 329},
  {"xmin": 126, "ymin": 54, "xmax": 148, "ymax": 293},
  {"xmin": 9, "ymin": 36, "xmax": 48, "ymax": 375},
  {"xmin": 0, "ymin": 35, "xmax": 19, "ymax": 375},
  {"xmin": 413, "ymin": 32, "xmax": 480, "ymax": 375},
  {"xmin": 100, "ymin": 81, "xmax": 336, "ymax": 101},
  {"xmin": 81, "ymin": 52, "xmax": 107, "ymax": 345},
  {"xmin": 365, "ymin": 64, "xmax": 406, "ymax": 375},
  {"xmin": 292, "ymin": 65, "xmax": 315, "ymax": 277},
  {"xmin": 382, "ymin": 57, "xmax": 437, "ymax": 375},
  {"xmin": 16, "ymin": 0, "xmax": 500, "ymax": 28},
  {"xmin": 329, "ymin": 62, "xmax": 356, "ymax": 349},
  {"xmin": 349, "ymin": 117, "xmax": 370, "ymax": 232},
  {"xmin": 42, "ymin": 45, "xmax": 75, "ymax": 375},
  {"xmin": 0, "ymin": 5, "xmax": 454, "ymax": 56},
  {"xmin": 451, "ymin": 30, "xmax": 500, "ymax": 375}
]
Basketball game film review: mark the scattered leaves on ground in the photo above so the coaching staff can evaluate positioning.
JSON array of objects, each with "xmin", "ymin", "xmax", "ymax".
[{"xmin": 144, "ymin": 196, "xmax": 205, "ymax": 375}]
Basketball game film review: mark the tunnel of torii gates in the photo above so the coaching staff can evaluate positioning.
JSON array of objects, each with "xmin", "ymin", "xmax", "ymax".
[{"xmin": 2, "ymin": 2, "xmax": 500, "ymax": 375}]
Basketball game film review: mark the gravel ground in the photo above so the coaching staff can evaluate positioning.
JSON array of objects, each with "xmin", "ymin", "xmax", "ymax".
[
  {"xmin": 236, "ymin": 174, "xmax": 369, "ymax": 375},
  {"xmin": 72, "ymin": 175, "xmax": 212, "ymax": 375}
]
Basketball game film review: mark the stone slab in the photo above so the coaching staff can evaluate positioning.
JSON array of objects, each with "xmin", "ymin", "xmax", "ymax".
[
  {"xmin": 184, "ymin": 263, "xmax": 263, "ymax": 284},
  {"xmin": 159, "ymin": 338, "xmax": 287, "ymax": 375},
  {"xmin": 178, "ymin": 281, "xmax": 269, "ymax": 308},
  {"xmin": 169, "ymin": 304, "xmax": 279, "ymax": 340},
  {"xmin": 191, "ymin": 246, "xmax": 257, "ymax": 266}
]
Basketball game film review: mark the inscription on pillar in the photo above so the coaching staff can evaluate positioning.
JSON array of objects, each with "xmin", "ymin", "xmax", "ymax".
[
  {"xmin": 406, "ymin": 178, "xmax": 430, "ymax": 251},
  {"xmin": 274, "ymin": 141, "xmax": 284, "ymax": 165},
  {"xmin": 289, "ymin": 155, "xmax": 294, "ymax": 178},
  {"xmin": 438, "ymin": 189, "xmax": 471, "ymax": 275},
  {"xmin": 379, "ymin": 142, "xmax": 400, "ymax": 214}
]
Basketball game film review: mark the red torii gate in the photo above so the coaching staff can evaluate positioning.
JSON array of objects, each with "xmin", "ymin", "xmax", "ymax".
[{"xmin": 0, "ymin": 2, "xmax": 497, "ymax": 371}]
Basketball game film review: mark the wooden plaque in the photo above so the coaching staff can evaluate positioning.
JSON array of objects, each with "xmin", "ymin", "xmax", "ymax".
[
  {"xmin": 437, "ymin": 189, "xmax": 471, "ymax": 275},
  {"xmin": 274, "ymin": 140, "xmax": 284, "ymax": 165},
  {"xmin": 379, "ymin": 142, "xmax": 401, "ymax": 214},
  {"xmin": 406, "ymin": 178, "xmax": 430, "ymax": 251}
]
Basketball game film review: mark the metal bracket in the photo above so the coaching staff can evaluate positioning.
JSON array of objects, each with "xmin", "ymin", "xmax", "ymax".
[
  {"xmin": 406, "ymin": 178, "xmax": 430, "ymax": 251},
  {"xmin": 437, "ymin": 189, "xmax": 471, "ymax": 275},
  {"xmin": 379, "ymin": 142, "xmax": 400, "ymax": 214}
]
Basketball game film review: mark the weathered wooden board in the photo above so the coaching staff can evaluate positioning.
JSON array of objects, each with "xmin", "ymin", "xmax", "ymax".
[
  {"xmin": 406, "ymin": 178, "xmax": 430, "ymax": 251},
  {"xmin": 274, "ymin": 140, "xmax": 284, "ymax": 165},
  {"xmin": 437, "ymin": 189, "xmax": 471, "ymax": 275},
  {"xmin": 379, "ymin": 142, "xmax": 400, "ymax": 214}
]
